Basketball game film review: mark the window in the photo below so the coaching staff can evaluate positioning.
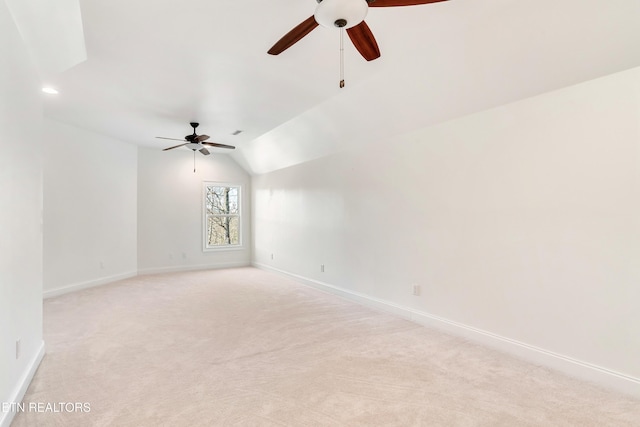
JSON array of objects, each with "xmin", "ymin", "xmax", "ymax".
[{"xmin": 203, "ymin": 183, "xmax": 241, "ymax": 249}]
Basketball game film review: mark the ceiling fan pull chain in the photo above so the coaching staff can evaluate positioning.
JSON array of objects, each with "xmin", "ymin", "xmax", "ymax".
[
  {"xmin": 339, "ymin": 28, "xmax": 345, "ymax": 88},
  {"xmin": 193, "ymin": 150, "xmax": 196, "ymax": 173}
]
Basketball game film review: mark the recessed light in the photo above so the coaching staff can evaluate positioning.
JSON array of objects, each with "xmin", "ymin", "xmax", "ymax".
[{"xmin": 42, "ymin": 87, "xmax": 59, "ymax": 95}]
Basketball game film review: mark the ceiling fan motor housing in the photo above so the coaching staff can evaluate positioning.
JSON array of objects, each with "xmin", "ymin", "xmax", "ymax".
[
  {"xmin": 314, "ymin": 0, "xmax": 368, "ymax": 29},
  {"xmin": 186, "ymin": 122, "xmax": 200, "ymax": 140}
]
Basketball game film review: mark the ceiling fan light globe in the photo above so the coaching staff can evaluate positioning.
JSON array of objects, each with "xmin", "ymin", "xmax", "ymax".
[
  {"xmin": 185, "ymin": 142, "xmax": 201, "ymax": 151},
  {"xmin": 314, "ymin": 0, "xmax": 368, "ymax": 29}
]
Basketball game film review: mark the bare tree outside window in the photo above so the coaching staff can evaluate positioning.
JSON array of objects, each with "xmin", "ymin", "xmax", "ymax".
[{"xmin": 204, "ymin": 185, "xmax": 240, "ymax": 248}]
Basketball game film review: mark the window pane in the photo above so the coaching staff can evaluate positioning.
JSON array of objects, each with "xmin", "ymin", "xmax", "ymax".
[
  {"xmin": 206, "ymin": 186, "xmax": 239, "ymax": 215},
  {"xmin": 207, "ymin": 215, "xmax": 240, "ymax": 246}
]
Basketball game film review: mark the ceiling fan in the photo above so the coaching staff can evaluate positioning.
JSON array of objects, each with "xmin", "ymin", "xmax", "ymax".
[
  {"xmin": 156, "ymin": 122, "xmax": 235, "ymax": 156},
  {"xmin": 267, "ymin": 0, "xmax": 449, "ymax": 62}
]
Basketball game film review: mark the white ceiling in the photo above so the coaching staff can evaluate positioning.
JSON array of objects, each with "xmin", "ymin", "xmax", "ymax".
[{"xmin": 26, "ymin": 0, "xmax": 640, "ymax": 174}]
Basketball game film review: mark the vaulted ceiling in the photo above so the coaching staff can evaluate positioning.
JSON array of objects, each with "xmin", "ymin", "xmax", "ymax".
[{"xmin": 14, "ymin": 0, "xmax": 640, "ymax": 174}]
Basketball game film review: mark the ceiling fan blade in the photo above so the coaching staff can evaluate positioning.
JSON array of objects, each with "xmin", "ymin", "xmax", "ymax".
[
  {"xmin": 368, "ymin": 0, "xmax": 448, "ymax": 6},
  {"xmin": 201, "ymin": 142, "xmax": 236, "ymax": 150},
  {"xmin": 268, "ymin": 16, "xmax": 319, "ymax": 55},
  {"xmin": 346, "ymin": 21, "xmax": 380, "ymax": 61},
  {"xmin": 199, "ymin": 147, "xmax": 210, "ymax": 155},
  {"xmin": 162, "ymin": 143, "xmax": 187, "ymax": 151},
  {"xmin": 156, "ymin": 136, "xmax": 187, "ymax": 142},
  {"xmin": 195, "ymin": 134, "xmax": 210, "ymax": 143}
]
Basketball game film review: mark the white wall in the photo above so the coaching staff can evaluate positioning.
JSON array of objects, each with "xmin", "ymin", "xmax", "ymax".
[
  {"xmin": 137, "ymin": 147, "xmax": 251, "ymax": 273},
  {"xmin": 253, "ymin": 67, "xmax": 640, "ymax": 394},
  {"xmin": 0, "ymin": 2, "xmax": 44, "ymax": 425},
  {"xmin": 43, "ymin": 119, "xmax": 138, "ymax": 297}
]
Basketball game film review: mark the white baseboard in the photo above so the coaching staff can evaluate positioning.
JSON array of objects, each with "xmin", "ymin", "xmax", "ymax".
[
  {"xmin": 43, "ymin": 271, "xmax": 138, "ymax": 299},
  {"xmin": 137, "ymin": 261, "xmax": 251, "ymax": 276},
  {"xmin": 253, "ymin": 262, "xmax": 640, "ymax": 399},
  {"xmin": 44, "ymin": 263, "xmax": 253, "ymax": 299},
  {"xmin": 0, "ymin": 340, "xmax": 45, "ymax": 427}
]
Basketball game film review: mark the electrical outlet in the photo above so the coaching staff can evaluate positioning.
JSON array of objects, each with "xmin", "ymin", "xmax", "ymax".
[
  {"xmin": 412, "ymin": 284, "xmax": 421, "ymax": 296},
  {"xmin": 320, "ymin": 264, "xmax": 325, "ymax": 273},
  {"xmin": 271, "ymin": 253, "xmax": 274, "ymax": 260},
  {"xmin": 16, "ymin": 339, "xmax": 20, "ymax": 359},
  {"xmin": 99, "ymin": 261, "xmax": 104, "ymax": 269}
]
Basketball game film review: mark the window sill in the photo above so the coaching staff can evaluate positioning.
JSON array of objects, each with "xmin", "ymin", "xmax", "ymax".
[{"xmin": 203, "ymin": 245, "xmax": 245, "ymax": 252}]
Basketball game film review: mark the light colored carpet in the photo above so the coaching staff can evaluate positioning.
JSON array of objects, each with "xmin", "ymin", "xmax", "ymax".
[{"xmin": 12, "ymin": 267, "xmax": 640, "ymax": 426}]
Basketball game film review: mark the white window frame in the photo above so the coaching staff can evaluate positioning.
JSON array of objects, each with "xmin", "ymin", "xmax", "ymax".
[{"xmin": 203, "ymin": 182, "xmax": 243, "ymax": 251}]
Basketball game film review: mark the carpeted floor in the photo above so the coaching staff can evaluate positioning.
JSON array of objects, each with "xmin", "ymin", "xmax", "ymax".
[{"xmin": 12, "ymin": 267, "xmax": 640, "ymax": 426}]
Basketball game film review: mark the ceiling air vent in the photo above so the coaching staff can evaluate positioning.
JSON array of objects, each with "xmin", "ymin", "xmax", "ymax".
[{"xmin": 232, "ymin": 130, "xmax": 243, "ymax": 136}]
